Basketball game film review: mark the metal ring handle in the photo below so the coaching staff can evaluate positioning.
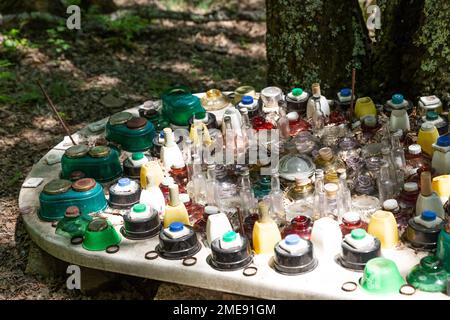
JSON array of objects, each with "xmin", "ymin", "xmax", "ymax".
[
  {"xmin": 144, "ymin": 250, "xmax": 159, "ymax": 260},
  {"xmin": 341, "ymin": 281, "xmax": 358, "ymax": 292},
  {"xmin": 106, "ymin": 245, "xmax": 120, "ymax": 254},
  {"xmin": 182, "ymin": 257, "xmax": 197, "ymax": 267},
  {"xmin": 399, "ymin": 284, "xmax": 416, "ymax": 296},
  {"xmin": 243, "ymin": 266, "xmax": 258, "ymax": 277},
  {"xmin": 70, "ymin": 236, "xmax": 83, "ymax": 245}
]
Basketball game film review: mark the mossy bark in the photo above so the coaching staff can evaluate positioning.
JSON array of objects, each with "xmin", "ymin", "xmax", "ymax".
[
  {"xmin": 266, "ymin": 0, "xmax": 370, "ymax": 95},
  {"xmin": 266, "ymin": 0, "xmax": 450, "ymax": 103}
]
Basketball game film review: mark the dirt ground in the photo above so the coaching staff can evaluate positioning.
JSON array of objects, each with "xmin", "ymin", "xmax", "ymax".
[{"xmin": 0, "ymin": 0, "xmax": 266, "ymax": 299}]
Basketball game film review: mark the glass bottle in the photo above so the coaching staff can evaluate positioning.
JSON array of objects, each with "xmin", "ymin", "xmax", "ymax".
[
  {"xmin": 239, "ymin": 167, "xmax": 257, "ymax": 217},
  {"xmin": 286, "ymin": 177, "xmax": 314, "ymax": 202},
  {"xmin": 377, "ymin": 160, "xmax": 396, "ymax": 203},
  {"xmin": 315, "ymin": 147, "xmax": 346, "ymax": 184},
  {"xmin": 339, "ymin": 212, "xmax": 368, "ymax": 237},
  {"xmin": 170, "ymin": 164, "xmax": 188, "ymax": 192},
  {"xmin": 252, "ymin": 176, "xmax": 272, "ymax": 200},
  {"xmin": 391, "ymin": 133, "xmax": 406, "ymax": 189},
  {"xmin": 277, "ymin": 102, "xmax": 291, "ymax": 140},
  {"xmin": 381, "ymin": 147, "xmax": 400, "ymax": 193},
  {"xmin": 205, "ymin": 162, "xmax": 218, "ymax": 206},
  {"xmin": 269, "ymin": 171, "xmax": 286, "ymax": 227},
  {"xmin": 237, "ymin": 107, "xmax": 250, "ymax": 159},
  {"xmin": 281, "ymin": 215, "xmax": 313, "ymax": 240},
  {"xmin": 404, "ymin": 144, "xmax": 432, "ymax": 180},
  {"xmin": 337, "ymin": 168, "xmax": 352, "ymax": 219},
  {"xmin": 215, "ymin": 165, "xmax": 239, "ymax": 213},
  {"xmin": 324, "ymin": 182, "xmax": 340, "ymax": 220},
  {"xmin": 382, "ymin": 199, "xmax": 410, "ymax": 234},
  {"xmin": 191, "ymin": 154, "xmax": 207, "ymax": 205},
  {"xmin": 312, "ymin": 169, "xmax": 326, "ymax": 220},
  {"xmin": 397, "ymin": 182, "xmax": 420, "ymax": 215}
]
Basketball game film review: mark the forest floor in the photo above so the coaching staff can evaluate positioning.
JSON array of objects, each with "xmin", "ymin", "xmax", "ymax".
[{"xmin": 0, "ymin": 0, "xmax": 266, "ymax": 299}]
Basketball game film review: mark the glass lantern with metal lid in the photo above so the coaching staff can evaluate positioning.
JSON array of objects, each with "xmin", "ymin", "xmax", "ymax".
[
  {"xmin": 105, "ymin": 111, "xmax": 156, "ymax": 152},
  {"xmin": 82, "ymin": 218, "xmax": 122, "ymax": 252},
  {"xmin": 38, "ymin": 178, "xmax": 107, "ymax": 221},
  {"xmin": 61, "ymin": 144, "xmax": 122, "ymax": 183}
]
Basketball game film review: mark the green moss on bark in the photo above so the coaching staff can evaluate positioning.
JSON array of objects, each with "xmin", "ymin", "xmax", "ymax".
[{"xmin": 266, "ymin": 0, "xmax": 369, "ymax": 95}]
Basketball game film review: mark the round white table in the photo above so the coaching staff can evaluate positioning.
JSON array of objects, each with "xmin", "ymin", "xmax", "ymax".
[{"xmin": 19, "ymin": 99, "xmax": 449, "ymax": 300}]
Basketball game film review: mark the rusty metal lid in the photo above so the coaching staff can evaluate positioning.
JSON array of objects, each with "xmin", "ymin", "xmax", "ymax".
[
  {"xmin": 72, "ymin": 178, "xmax": 96, "ymax": 192},
  {"xmin": 88, "ymin": 145, "xmax": 111, "ymax": 158},
  {"xmin": 43, "ymin": 179, "xmax": 72, "ymax": 195},
  {"xmin": 109, "ymin": 112, "xmax": 133, "ymax": 125},
  {"xmin": 65, "ymin": 144, "xmax": 89, "ymax": 159},
  {"xmin": 126, "ymin": 117, "xmax": 147, "ymax": 129},
  {"xmin": 65, "ymin": 206, "xmax": 80, "ymax": 218},
  {"xmin": 87, "ymin": 218, "xmax": 108, "ymax": 232},
  {"xmin": 70, "ymin": 170, "xmax": 86, "ymax": 181}
]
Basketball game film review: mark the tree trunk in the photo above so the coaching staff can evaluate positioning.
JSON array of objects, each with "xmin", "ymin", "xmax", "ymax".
[
  {"xmin": 266, "ymin": 0, "xmax": 450, "ymax": 103},
  {"xmin": 266, "ymin": 0, "xmax": 370, "ymax": 95}
]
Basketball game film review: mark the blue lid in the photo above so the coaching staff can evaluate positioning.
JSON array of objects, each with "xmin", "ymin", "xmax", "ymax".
[
  {"xmin": 340, "ymin": 88, "xmax": 351, "ymax": 97},
  {"xmin": 159, "ymin": 130, "xmax": 164, "ymax": 139},
  {"xmin": 118, "ymin": 178, "xmax": 130, "ymax": 187},
  {"xmin": 169, "ymin": 222, "xmax": 184, "ymax": 232},
  {"xmin": 392, "ymin": 94, "xmax": 404, "ymax": 105},
  {"xmin": 241, "ymin": 95, "xmax": 254, "ymax": 105},
  {"xmin": 437, "ymin": 135, "xmax": 450, "ymax": 147},
  {"xmin": 285, "ymin": 234, "xmax": 301, "ymax": 246},
  {"xmin": 421, "ymin": 211, "xmax": 436, "ymax": 221}
]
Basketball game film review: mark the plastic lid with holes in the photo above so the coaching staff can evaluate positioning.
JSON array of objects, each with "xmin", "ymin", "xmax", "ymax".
[
  {"xmin": 132, "ymin": 152, "xmax": 144, "ymax": 161},
  {"xmin": 408, "ymin": 144, "xmax": 422, "ymax": 155},
  {"xmin": 437, "ymin": 135, "xmax": 450, "ymax": 147},
  {"xmin": 404, "ymin": 182, "xmax": 419, "ymax": 192},
  {"xmin": 222, "ymin": 231, "xmax": 237, "ymax": 242},
  {"xmin": 383, "ymin": 199, "xmax": 399, "ymax": 211},
  {"xmin": 351, "ymin": 228, "xmax": 366, "ymax": 240},
  {"xmin": 118, "ymin": 178, "xmax": 131, "ymax": 187},
  {"xmin": 241, "ymin": 95, "xmax": 254, "ymax": 105},
  {"xmin": 392, "ymin": 94, "xmax": 404, "ymax": 105},
  {"xmin": 340, "ymin": 88, "xmax": 351, "ymax": 97},
  {"xmin": 426, "ymin": 111, "xmax": 439, "ymax": 121},
  {"xmin": 421, "ymin": 210, "xmax": 436, "ymax": 221},
  {"xmin": 169, "ymin": 222, "xmax": 184, "ymax": 232},
  {"xmin": 132, "ymin": 203, "xmax": 147, "ymax": 213},
  {"xmin": 285, "ymin": 234, "xmax": 301, "ymax": 245}
]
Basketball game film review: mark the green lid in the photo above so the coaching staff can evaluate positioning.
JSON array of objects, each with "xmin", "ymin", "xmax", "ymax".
[
  {"xmin": 133, "ymin": 203, "xmax": 146, "ymax": 213},
  {"xmin": 222, "ymin": 231, "xmax": 237, "ymax": 242},
  {"xmin": 360, "ymin": 258, "xmax": 406, "ymax": 294},
  {"xmin": 292, "ymin": 88, "xmax": 303, "ymax": 96},
  {"xmin": 426, "ymin": 111, "xmax": 439, "ymax": 121},
  {"xmin": 406, "ymin": 256, "xmax": 447, "ymax": 293},
  {"xmin": 351, "ymin": 228, "xmax": 366, "ymax": 240},
  {"xmin": 132, "ymin": 152, "xmax": 144, "ymax": 161}
]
